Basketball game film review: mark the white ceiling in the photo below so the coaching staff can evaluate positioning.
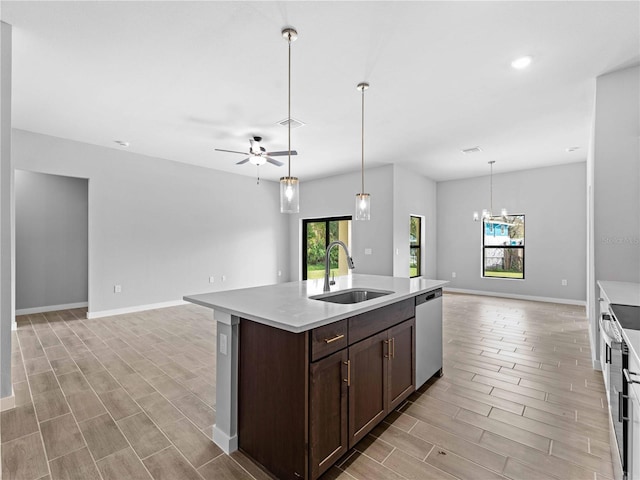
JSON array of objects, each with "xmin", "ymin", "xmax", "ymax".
[{"xmin": 2, "ymin": 1, "xmax": 638, "ymax": 182}]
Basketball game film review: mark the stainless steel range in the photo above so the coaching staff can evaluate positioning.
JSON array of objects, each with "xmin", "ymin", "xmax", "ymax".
[{"xmin": 609, "ymin": 303, "xmax": 640, "ymax": 480}]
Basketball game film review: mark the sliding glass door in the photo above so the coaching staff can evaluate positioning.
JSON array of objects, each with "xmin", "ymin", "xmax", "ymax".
[{"xmin": 302, "ymin": 216, "xmax": 352, "ymax": 280}]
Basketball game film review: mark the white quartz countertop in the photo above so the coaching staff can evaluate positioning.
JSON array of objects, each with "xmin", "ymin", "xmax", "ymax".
[
  {"xmin": 598, "ymin": 280, "xmax": 640, "ymax": 306},
  {"xmin": 184, "ymin": 274, "xmax": 449, "ymax": 333},
  {"xmin": 598, "ymin": 281, "xmax": 640, "ymax": 374}
]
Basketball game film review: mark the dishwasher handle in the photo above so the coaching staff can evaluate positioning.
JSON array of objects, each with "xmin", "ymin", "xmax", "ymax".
[{"xmin": 416, "ymin": 289, "xmax": 442, "ymax": 306}]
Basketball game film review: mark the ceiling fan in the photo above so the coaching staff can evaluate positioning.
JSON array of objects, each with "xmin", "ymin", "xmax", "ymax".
[{"xmin": 215, "ymin": 136, "xmax": 297, "ymax": 167}]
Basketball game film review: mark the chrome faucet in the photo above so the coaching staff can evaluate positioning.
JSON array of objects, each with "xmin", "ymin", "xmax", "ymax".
[{"xmin": 323, "ymin": 241, "xmax": 355, "ymax": 292}]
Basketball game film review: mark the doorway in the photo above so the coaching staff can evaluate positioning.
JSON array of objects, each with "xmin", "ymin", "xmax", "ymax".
[
  {"xmin": 15, "ymin": 171, "xmax": 89, "ymax": 314},
  {"xmin": 302, "ymin": 216, "xmax": 352, "ymax": 280}
]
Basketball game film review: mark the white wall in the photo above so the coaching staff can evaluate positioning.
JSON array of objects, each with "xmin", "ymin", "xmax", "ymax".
[
  {"xmin": 437, "ymin": 162, "xmax": 587, "ymax": 302},
  {"xmin": 287, "ymin": 165, "xmax": 394, "ymax": 281},
  {"xmin": 1, "ymin": 21, "xmax": 13, "ymax": 400},
  {"xmin": 393, "ymin": 165, "xmax": 437, "ymax": 279},
  {"xmin": 15, "ymin": 171, "xmax": 88, "ymax": 311},
  {"xmin": 13, "ymin": 129, "xmax": 290, "ymax": 316}
]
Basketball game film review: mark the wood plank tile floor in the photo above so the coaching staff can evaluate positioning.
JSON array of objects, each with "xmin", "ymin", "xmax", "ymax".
[{"xmin": 1, "ymin": 293, "xmax": 613, "ymax": 480}]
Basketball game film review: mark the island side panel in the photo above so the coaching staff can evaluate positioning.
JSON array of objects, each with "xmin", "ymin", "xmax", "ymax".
[
  {"xmin": 239, "ymin": 318, "xmax": 309, "ymax": 480},
  {"xmin": 212, "ymin": 311, "xmax": 239, "ymax": 453}
]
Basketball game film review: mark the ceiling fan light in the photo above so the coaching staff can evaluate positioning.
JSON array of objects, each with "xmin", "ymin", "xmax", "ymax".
[
  {"xmin": 280, "ymin": 177, "xmax": 299, "ymax": 213},
  {"xmin": 355, "ymin": 193, "xmax": 371, "ymax": 221}
]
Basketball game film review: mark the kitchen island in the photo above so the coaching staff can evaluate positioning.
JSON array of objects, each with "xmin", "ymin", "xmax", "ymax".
[{"xmin": 185, "ymin": 274, "xmax": 448, "ymax": 480}]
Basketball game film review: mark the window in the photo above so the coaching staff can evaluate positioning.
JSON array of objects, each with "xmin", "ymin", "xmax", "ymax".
[
  {"xmin": 410, "ymin": 216, "xmax": 421, "ymax": 278},
  {"xmin": 482, "ymin": 214, "xmax": 525, "ymax": 279},
  {"xmin": 302, "ymin": 216, "xmax": 352, "ymax": 280}
]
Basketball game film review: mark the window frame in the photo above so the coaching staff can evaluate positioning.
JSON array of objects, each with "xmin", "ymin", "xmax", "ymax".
[
  {"xmin": 410, "ymin": 215, "xmax": 421, "ymax": 278},
  {"xmin": 302, "ymin": 216, "xmax": 352, "ymax": 281},
  {"xmin": 481, "ymin": 214, "xmax": 525, "ymax": 280}
]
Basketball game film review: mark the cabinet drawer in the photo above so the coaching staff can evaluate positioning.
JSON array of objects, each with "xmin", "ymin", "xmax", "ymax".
[
  {"xmin": 311, "ymin": 319, "xmax": 348, "ymax": 362},
  {"xmin": 349, "ymin": 299, "xmax": 415, "ymax": 345}
]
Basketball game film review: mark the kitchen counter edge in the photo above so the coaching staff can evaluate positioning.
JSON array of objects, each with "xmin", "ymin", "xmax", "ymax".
[{"xmin": 184, "ymin": 275, "xmax": 449, "ymax": 333}]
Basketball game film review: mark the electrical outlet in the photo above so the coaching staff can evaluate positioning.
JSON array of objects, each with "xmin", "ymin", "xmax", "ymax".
[
  {"xmin": 277, "ymin": 270, "xmax": 282, "ymax": 277},
  {"xmin": 452, "ymin": 272, "xmax": 456, "ymax": 278},
  {"xmin": 365, "ymin": 248, "xmax": 372, "ymax": 255},
  {"xmin": 209, "ymin": 276, "xmax": 215, "ymax": 284},
  {"xmin": 561, "ymin": 279, "xmax": 568, "ymax": 286},
  {"xmin": 395, "ymin": 248, "xmax": 399, "ymax": 255},
  {"xmin": 221, "ymin": 275, "xmax": 226, "ymax": 282},
  {"xmin": 114, "ymin": 285, "xmax": 122, "ymax": 293}
]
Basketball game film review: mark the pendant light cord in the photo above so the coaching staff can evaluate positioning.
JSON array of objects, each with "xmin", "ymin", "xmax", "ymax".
[
  {"xmin": 287, "ymin": 33, "xmax": 292, "ymax": 178},
  {"xmin": 489, "ymin": 161, "xmax": 494, "ymax": 216},
  {"xmin": 361, "ymin": 85, "xmax": 365, "ymax": 193}
]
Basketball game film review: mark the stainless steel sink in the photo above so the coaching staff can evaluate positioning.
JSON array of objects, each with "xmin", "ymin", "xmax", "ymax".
[{"xmin": 310, "ymin": 288, "xmax": 394, "ymax": 304}]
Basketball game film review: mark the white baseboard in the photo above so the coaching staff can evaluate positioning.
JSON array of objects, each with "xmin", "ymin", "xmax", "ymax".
[
  {"xmin": 16, "ymin": 302, "xmax": 88, "ymax": 316},
  {"xmin": 1, "ymin": 392, "xmax": 15, "ymax": 412},
  {"xmin": 87, "ymin": 299, "xmax": 188, "ymax": 319},
  {"xmin": 443, "ymin": 287, "xmax": 587, "ymax": 307}
]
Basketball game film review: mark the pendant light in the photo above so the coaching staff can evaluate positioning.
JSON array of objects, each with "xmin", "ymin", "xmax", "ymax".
[
  {"xmin": 280, "ymin": 27, "xmax": 299, "ymax": 214},
  {"xmin": 355, "ymin": 82, "xmax": 370, "ymax": 221},
  {"xmin": 473, "ymin": 161, "xmax": 508, "ymax": 221}
]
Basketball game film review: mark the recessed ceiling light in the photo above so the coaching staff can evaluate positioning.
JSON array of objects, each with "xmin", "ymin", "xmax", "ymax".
[
  {"xmin": 566, "ymin": 146, "xmax": 580, "ymax": 152},
  {"xmin": 114, "ymin": 140, "xmax": 130, "ymax": 147},
  {"xmin": 461, "ymin": 146, "xmax": 482, "ymax": 154},
  {"xmin": 511, "ymin": 56, "xmax": 532, "ymax": 70}
]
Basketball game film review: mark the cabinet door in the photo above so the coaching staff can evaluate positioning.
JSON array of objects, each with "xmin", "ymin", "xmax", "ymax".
[
  {"xmin": 388, "ymin": 318, "xmax": 416, "ymax": 411},
  {"xmin": 348, "ymin": 330, "xmax": 388, "ymax": 448},
  {"xmin": 309, "ymin": 349, "xmax": 348, "ymax": 480}
]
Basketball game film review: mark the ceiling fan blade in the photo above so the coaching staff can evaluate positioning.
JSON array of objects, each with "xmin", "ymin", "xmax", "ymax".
[
  {"xmin": 215, "ymin": 149, "xmax": 249, "ymax": 155},
  {"xmin": 265, "ymin": 150, "xmax": 297, "ymax": 156},
  {"xmin": 266, "ymin": 157, "xmax": 284, "ymax": 167},
  {"xmin": 236, "ymin": 158, "xmax": 250, "ymax": 165}
]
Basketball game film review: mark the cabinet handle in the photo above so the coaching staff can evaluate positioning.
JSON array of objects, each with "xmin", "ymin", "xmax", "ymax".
[
  {"xmin": 324, "ymin": 334, "xmax": 345, "ymax": 344},
  {"xmin": 384, "ymin": 340, "xmax": 390, "ymax": 358},
  {"xmin": 343, "ymin": 360, "xmax": 351, "ymax": 387},
  {"xmin": 391, "ymin": 337, "xmax": 395, "ymax": 358}
]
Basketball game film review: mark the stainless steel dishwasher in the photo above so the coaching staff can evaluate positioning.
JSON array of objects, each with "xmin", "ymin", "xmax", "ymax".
[{"xmin": 415, "ymin": 288, "xmax": 443, "ymax": 388}]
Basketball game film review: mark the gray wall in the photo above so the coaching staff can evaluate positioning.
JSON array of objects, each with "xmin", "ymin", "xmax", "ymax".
[
  {"xmin": 1, "ymin": 21, "xmax": 13, "ymax": 399},
  {"xmin": 287, "ymin": 164, "xmax": 440, "ymax": 282},
  {"xmin": 393, "ymin": 165, "xmax": 437, "ymax": 279},
  {"xmin": 593, "ymin": 65, "xmax": 640, "ymax": 283},
  {"xmin": 13, "ymin": 129, "xmax": 290, "ymax": 316},
  {"xmin": 287, "ymin": 165, "xmax": 395, "ymax": 281},
  {"xmin": 587, "ymin": 65, "xmax": 640, "ymax": 364},
  {"xmin": 437, "ymin": 162, "xmax": 587, "ymax": 302},
  {"xmin": 15, "ymin": 171, "xmax": 88, "ymax": 311}
]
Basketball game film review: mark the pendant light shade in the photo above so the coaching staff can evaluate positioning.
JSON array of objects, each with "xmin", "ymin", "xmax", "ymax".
[
  {"xmin": 355, "ymin": 82, "xmax": 370, "ymax": 221},
  {"xmin": 280, "ymin": 176, "xmax": 299, "ymax": 213},
  {"xmin": 473, "ymin": 161, "xmax": 508, "ymax": 221},
  {"xmin": 280, "ymin": 27, "xmax": 299, "ymax": 214},
  {"xmin": 355, "ymin": 193, "xmax": 371, "ymax": 221}
]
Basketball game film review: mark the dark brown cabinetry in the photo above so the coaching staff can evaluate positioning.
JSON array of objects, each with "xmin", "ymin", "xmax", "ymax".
[
  {"xmin": 239, "ymin": 298, "xmax": 417, "ymax": 480},
  {"xmin": 309, "ymin": 349, "xmax": 348, "ymax": 480}
]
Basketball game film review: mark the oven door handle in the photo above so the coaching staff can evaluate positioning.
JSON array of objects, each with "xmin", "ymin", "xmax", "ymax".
[
  {"xmin": 624, "ymin": 368, "xmax": 640, "ymax": 384},
  {"xmin": 619, "ymin": 390, "xmax": 630, "ymax": 423}
]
